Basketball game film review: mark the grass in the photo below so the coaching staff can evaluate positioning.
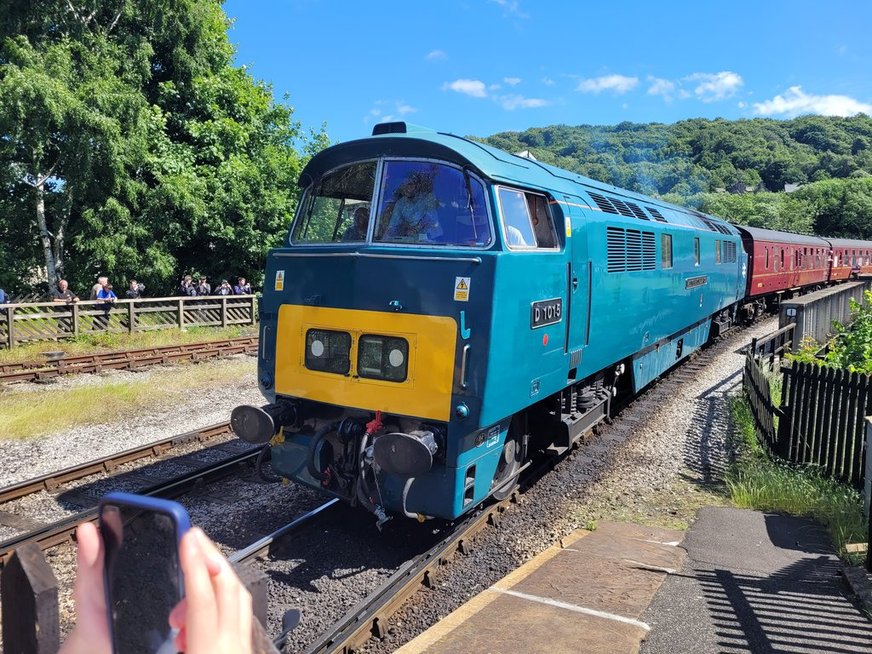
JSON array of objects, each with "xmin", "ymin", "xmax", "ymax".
[
  {"xmin": 728, "ymin": 394, "xmax": 868, "ymax": 563},
  {"xmin": 0, "ymin": 357, "xmax": 256, "ymax": 440},
  {"xmin": 0, "ymin": 324, "xmax": 257, "ymax": 366}
]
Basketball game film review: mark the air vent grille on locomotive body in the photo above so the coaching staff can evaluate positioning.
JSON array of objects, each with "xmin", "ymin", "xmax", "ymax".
[
  {"xmin": 646, "ymin": 206, "xmax": 668, "ymax": 223},
  {"xmin": 589, "ymin": 191, "xmax": 619, "ymax": 214},
  {"xmin": 723, "ymin": 241, "xmax": 737, "ymax": 263},
  {"xmin": 625, "ymin": 201, "xmax": 649, "ymax": 220},
  {"xmin": 607, "ymin": 226, "xmax": 656, "ymax": 273}
]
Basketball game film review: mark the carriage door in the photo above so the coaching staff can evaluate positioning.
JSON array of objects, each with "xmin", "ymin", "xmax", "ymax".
[{"xmin": 562, "ymin": 195, "xmax": 589, "ymax": 376}]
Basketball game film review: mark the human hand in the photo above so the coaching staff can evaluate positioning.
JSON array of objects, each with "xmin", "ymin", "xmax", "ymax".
[
  {"xmin": 59, "ymin": 523, "xmax": 112, "ymax": 654},
  {"xmin": 168, "ymin": 528, "xmax": 253, "ymax": 654}
]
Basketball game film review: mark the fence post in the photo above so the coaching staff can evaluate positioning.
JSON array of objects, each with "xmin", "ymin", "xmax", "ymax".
[
  {"xmin": 5, "ymin": 306, "xmax": 13, "ymax": 349},
  {"xmin": 221, "ymin": 297, "xmax": 228, "ymax": 328},
  {"xmin": 250, "ymin": 295, "xmax": 256, "ymax": 325},
  {"xmin": 127, "ymin": 301, "xmax": 135, "ymax": 334},
  {"xmin": 71, "ymin": 302, "xmax": 80, "ymax": 338},
  {"xmin": 1, "ymin": 542, "xmax": 59, "ymax": 654},
  {"xmin": 866, "ymin": 417, "xmax": 872, "ymax": 572},
  {"xmin": 231, "ymin": 562, "xmax": 268, "ymax": 627},
  {"xmin": 178, "ymin": 298, "xmax": 185, "ymax": 330}
]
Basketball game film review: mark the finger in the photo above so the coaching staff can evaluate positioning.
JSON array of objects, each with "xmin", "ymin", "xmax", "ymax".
[
  {"xmin": 168, "ymin": 597, "xmax": 187, "ymax": 630},
  {"xmin": 239, "ymin": 584, "xmax": 253, "ymax": 650},
  {"xmin": 173, "ymin": 625, "xmax": 186, "ymax": 653},
  {"xmin": 179, "ymin": 529, "xmax": 218, "ymax": 641},
  {"xmin": 193, "ymin": 529, "xmax": 241, "ymax": 631},
  {"xmin": 191, "ymin": 528, "xmax": 224, "ymax": 577}
]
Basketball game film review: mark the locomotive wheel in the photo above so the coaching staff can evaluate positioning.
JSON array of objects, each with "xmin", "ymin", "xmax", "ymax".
[{"xmin": 492, "ymin": 429, "xmax": 522, "ymax": 501}]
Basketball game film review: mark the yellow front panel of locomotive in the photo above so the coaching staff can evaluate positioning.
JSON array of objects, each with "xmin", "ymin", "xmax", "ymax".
[{"xmin": 275, "ymin": 305, "xmax": 458, "ymax": 422}]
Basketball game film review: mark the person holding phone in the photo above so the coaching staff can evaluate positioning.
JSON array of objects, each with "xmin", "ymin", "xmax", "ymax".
[{"xmin": 60, "ymin": 521, "xmax": 254, "ymax": 654}]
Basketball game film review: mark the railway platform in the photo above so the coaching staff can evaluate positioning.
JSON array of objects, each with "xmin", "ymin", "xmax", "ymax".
[{"xmin": 397, "ymin": 508, "xmax": 872, "ymax": 653}]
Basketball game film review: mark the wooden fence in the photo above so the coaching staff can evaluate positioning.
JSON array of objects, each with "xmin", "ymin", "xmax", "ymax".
[
  {"xmin": 0, "ymin": 295, "xmax": 257, "ymax": 349},
  {"xmin": 779, "ymin": 362, "xmax": 871, "ymax": 488},
  {"xmin": 743, "ymin": 323, "xmax": 871, "ymax": 489}
]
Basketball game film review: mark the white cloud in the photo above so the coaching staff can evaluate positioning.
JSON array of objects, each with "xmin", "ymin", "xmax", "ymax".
[
  {"xmin": 364, "ymin": 101, "xmax": 417, "ymax": 124},
  {"xmin": 504, "ymin": 77, "xmax": 522, "ymax": 86},
  {"xmin": 541, "ymin": 77, "xmax": 555, "ymax": 86},
  {"xmin": 577, "ymin": 74, "xmax": 638, "ymax": 94},
  {"xmin": 490, "ymin": 0, "xmax": 529, "ymax": 19},
  {"xmin": 753, "ymin": 86, "xmax": 872, "ymax": 117},
  {"xmin": 426, "ymin": 49, "xmax": 446, "ymax": 61},
  {"xmin": 498, "ymin": 94, "xmax": 549, "ymax": 110},
  {"xmin": 684, "ymin": 71, "xmax": 743, "ymax": 102},
  {"xmin": 647, "ymin": 76, "xmax": 675, "ymax": 100},
  {"xmin": 488, "ymin": 83, "xmax": 502, "ymax": 91},
  {"xmin": 443, "ymin": 78, "xmax": 488, "ymax": 98},
  {"xmin": 737, "ymin": 101, "xmax": 747, "ymax": 109}
]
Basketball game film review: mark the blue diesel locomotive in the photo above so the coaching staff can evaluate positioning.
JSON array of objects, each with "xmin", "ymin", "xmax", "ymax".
[{"xmin": 230, "ymin": 123, "xmax": 746, "ymax": 525}]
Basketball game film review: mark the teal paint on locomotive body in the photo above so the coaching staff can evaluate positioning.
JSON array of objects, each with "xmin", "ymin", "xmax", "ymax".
[{"xmin": 255, "ymin": 126, "xmax": 746, "ymax": 520}]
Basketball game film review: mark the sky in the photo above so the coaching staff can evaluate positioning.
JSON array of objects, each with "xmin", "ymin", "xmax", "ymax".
[{"xmin": 223, "ymin": 0, "xmax": 872, "ymax": 143}]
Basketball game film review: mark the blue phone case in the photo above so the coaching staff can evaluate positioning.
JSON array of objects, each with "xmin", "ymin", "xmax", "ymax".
[
  {"xmin": 99, "ymin": 492, "xmax": 192, "ymax": 541},
  {"xmin": 99, "ymin": 492, "xmax": 192, "ymax": 653}
]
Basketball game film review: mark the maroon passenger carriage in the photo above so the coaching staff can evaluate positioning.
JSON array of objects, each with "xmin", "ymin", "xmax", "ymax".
[
  {"xmin": 826, "ymin": 238, "xmax": 872, "ymax": 281},
  {"xmin": 735, "ymin": 226, "xmax": 830, "ymax": 319}
]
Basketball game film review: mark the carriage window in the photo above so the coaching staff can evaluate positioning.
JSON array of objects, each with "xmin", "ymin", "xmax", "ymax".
[
  {"xmin": 291, "ymin": 161, "xmax": 376, "ymax": 243},
  {"xmin": 765, "ymin": 247, "xmax": 769, "ymax": 269},
  {"xmin": 715, "ymin": 240, "xmax": 721, "ymax": 264},
  {"xmin": 374, "ymin": 161, "xmax": 491, "ymax": 247},
  {"xmin": 781, "ymin": 248, "xmax": 785, "ymax": 270},
  {"xmin": 497, "ymin": 188, "xmax": 557, "ymax": 250},
  {"xmin": 661, "ymin": 234, "xmax": 673, "ymax": 269},
  {"xmin": 694, "ymin": 237, "xmax": 700, "ymax": 266}
]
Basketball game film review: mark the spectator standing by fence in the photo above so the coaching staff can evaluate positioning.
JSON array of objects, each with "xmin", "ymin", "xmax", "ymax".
[
  {"xmin": 90, "ymin": 276, "xmax": 108, "ymax": 300},
  {"xmin": 196, "ymin": 276, "xmax": 211, "ymax": 296},
  {"xmin": 178, "ymin": 275, "xmax": 197, "ymax": 297},
  {"xmin": 234, "ymin": 277, "xmax": 251, "ymax": 295},
  {"xmin": 94, "ymin": 281, "xmax": 117, "ymax": 330},
  {"xmin": 216, "ymin": 280, "xmax": 233, "ymax": 296},
  {"xmin": 52, "ymin": 279, "xmax": 79, "ymax": 334},
  {"xmin": 126, "ymin": 279, "xmax": 145, "ymax": 299}
]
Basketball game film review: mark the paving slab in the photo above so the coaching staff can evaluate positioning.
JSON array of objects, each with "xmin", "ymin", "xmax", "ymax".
[
  {"xmin": 642, "ymin": 507, "xmax": 872, "ymax": 654},
  {"xmin": 397, "ymin": 523, "xmax": 684, "ymax": 654}
]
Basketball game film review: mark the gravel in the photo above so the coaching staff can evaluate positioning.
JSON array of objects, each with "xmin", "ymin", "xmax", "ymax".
[{"xmin": 0, "ymin": 356, "xmax": 262, "ymax": 486}]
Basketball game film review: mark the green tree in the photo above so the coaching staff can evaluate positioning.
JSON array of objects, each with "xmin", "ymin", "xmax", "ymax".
[{"xmin": 0, "ymin": 1, "xmax": 323, "ymax": 295}]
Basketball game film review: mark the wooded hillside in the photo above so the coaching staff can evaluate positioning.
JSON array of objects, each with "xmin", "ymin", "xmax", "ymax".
[{"xmin": 484, "ymin": 116, "xmax": 872, "ymax": 238}]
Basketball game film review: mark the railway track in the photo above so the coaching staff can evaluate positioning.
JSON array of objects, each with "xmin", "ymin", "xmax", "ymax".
[
  {"xmin": 0, "ymin": 336, "xmax": 258, "ymax": 383},
  {"xmin": 0, "ymin": 422, "xmax": 233, "ymax": 505},
  {"xmin": 0, "ymin": 442, "xmax": 261, "ymax": 566}
]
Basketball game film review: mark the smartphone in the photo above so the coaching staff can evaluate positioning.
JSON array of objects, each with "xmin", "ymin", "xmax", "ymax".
[{"xmin": 99, "ymin": 492, "xmax": 191, "ymax": 654}]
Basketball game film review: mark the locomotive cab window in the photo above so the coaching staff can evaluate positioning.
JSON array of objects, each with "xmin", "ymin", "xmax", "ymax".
[
  {"xmin": 292, "ymin": 161, "xmax": 376, "ymax": 244},
  {"xmin": 374, "ymin": 160, "xmax": 491, "ymax": 247},
  {"xmin": 693, "ymin": 237, "xmax": 700, "ymax": 266},
  {"xmin": 498, "ymin": 187, "xmax": 558, "ymax": 250},
  {"xmin": 715, "ymin": 240, "xmax": 721, "ymax": 264}
]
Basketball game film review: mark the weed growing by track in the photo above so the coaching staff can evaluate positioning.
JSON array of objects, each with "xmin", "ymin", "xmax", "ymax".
[
  {"xmin": 728, "ymin": 395, "xmax": 867, "ymax": 562},
  {"xmin": 0, "ymin": 324, "xmax": 257, "ymax": 365}
]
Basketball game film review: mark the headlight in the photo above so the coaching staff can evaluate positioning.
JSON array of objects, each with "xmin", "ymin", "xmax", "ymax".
[
  {"xmin": 357, "ymin": 335, "xmax": 408, "ymax": 382},
  {"xmin": 305, "ymin": 329, "xmax": 351, "ymax": 374}
]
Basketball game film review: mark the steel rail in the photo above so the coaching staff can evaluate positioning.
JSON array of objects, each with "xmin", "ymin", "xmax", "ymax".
[
  {"xmin": 0, "ymin": 422, "xmax": 233, "ymax": 505},
  {"xmin": 0, "ymin": 446, "xmax": 260, "ymax": 566},
  {"xmin": 0, "ymin": 336, "xmax": 258, "ymax": 383},
  {"xmin": 229, "ymin": 499, "xmax": 340, "ymax": 565}
]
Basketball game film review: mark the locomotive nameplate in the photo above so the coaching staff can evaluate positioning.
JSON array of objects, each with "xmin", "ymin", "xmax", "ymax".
[
  {"xmin": 531, "ymin": 298, "xmax": 562, "ymax": 328},
  {"xmin": 685, "ymin": 275, "xmax": 708, "ymax": 289}
]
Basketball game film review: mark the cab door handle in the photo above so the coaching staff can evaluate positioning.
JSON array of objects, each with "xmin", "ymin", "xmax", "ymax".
[
  {"xmin": 460, "ymin": 344, "xmax": 471, "ymax": 389},
  {"xmin": 572, "ymin": 277, "xmax": 579, "ymax": 290}
]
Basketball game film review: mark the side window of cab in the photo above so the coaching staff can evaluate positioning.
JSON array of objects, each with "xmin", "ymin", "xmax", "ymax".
[{"xmin": 497, "ymin": 187, "xmax": 558, "ymax": 250}]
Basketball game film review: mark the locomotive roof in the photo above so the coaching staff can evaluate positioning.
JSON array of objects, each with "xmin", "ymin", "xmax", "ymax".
[
  {"xmin": 735, "ymin": 225, "xmax": 829, "ymax": 247},
  {"xmin": 299, "ymin": 123, "xmax": 740, "ymax": 237}
]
